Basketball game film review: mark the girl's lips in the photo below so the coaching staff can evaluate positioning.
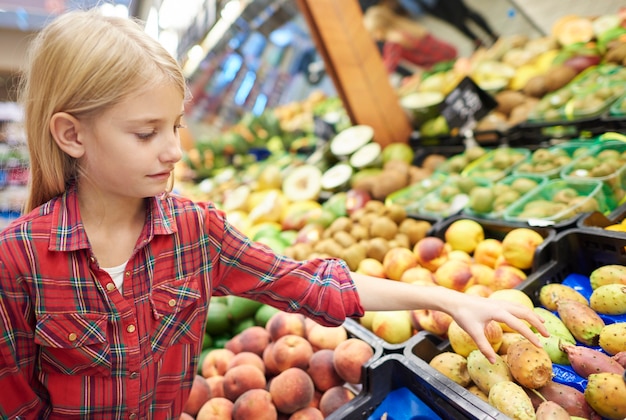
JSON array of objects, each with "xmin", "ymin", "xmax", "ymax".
[{"xmin": 148, "ymin": 171, "xmax": 171, "ymax": 179}]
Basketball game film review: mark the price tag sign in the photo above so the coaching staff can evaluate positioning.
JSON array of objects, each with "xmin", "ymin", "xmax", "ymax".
[
  {"xmin": 313, "ymin": 115, "xmax": 337, "ymax": 141},
  {"xmin": 440, "ymin": 77, "xmax": 497, "ymax": 131}
]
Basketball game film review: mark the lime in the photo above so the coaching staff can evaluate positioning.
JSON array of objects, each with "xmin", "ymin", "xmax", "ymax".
[
  {"xmin": 232, "ymin": 318, "xmax": 256, "ymax": 335},
  {"xmin": 226, "ymin": 295, "xmax": 264, "ymax": 323},
  {"xmin": 254, "ymin": 304, "xmax": 281, "ymax": 327},
  {"xmin": 205, "ymin": 301, "xmax": 232, "ymax": 336}
]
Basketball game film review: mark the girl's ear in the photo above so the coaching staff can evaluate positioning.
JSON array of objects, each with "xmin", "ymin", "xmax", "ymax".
[{"xmin": 50, "ymin": 112, "xmax": 85, "ymax": 158}]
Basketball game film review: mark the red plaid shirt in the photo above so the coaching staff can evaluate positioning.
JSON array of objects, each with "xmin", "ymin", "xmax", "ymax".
[
  {"xmin": 0, "ymin": 184, "xmax": 363, "ymax": 419},
  {"xmin": 382, "ymin": 33, "xmax": 457, "ymax": 73}
]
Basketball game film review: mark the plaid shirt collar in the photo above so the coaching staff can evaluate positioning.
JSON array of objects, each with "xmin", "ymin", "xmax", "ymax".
[{"xmin": 47, "ymin": 183, "xmax": 178, "ymax": 252}]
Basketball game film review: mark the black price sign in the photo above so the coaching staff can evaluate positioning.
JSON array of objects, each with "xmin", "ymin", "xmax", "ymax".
[
  {"xmin": 440, "ymin": 77, "xmax": 497, "ymax": 130},
  {"xmin": 313, "ymin": 115, "xmax": 336, "ymax": 141}
]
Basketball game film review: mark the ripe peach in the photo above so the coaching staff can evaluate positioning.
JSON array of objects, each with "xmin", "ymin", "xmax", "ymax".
[
  {"xmin": 269, "ymin": 367, "xmax": 315, "ymax": 414},
  {"xmin": 307, "ymin": 349, "xmax": 344, "ymax": 392},
  {"xmin": 473, "ymin": 238, "xmax": 503, "ymax": 268},
  {"xmin": 318, "ymin": 386, "xmax": 356, "ymax": 418},
  {"xmin": 464, "ymin": 284, "xmax": 493, "ymax": 298},
  {"xmin": 205, "ymin": 375, "xmax": 225, "ymax": 399},
  {"xmin": 382, "ymin": 247, "xmax": 419, "ymax": 280},
  {"xmin": 470, "ymin": 263, "xmax": 496, "ymax": 289},
  {"xmin": 448, "ymin": 249, "xmax": 473, "ymax": 264},
  {"xmin": 263, "ymin": 342, "xmax": 280, "ymax": 376},
  {"xmin": 288, "ymin": 406, "xmax": 324, "ymax": 420},
  {"xmin": 355, "ymin": 257, "xmax": 386, "ymax": 278},
  {"xmin": 272, "ymin": 334, "xmax": 314, "ymax": 372},
  {"xmin": 448, "ymin": 320, "xmax": 503, "ymax": 357},
  {"xmin": 227, "ymin": 351, "xmax": 266, "ymax": 374},
  {"xmin": 399, "ymin": 266, "xmax": 436, "ymax": 284},
  {"xmin": 225, "ymin": 326, "xmax": 271, "ymax": 356},
  {"xmin": 491, "ymin": 265, "xmax": 527, "ymax": 290},
  {"xmin": 413, "ymin": 236, "xmax": 450, "ymax": 271},
  {"xmin": 501, "ymin": 228, "xmax": 544, "ymax": 270},
  {"xmin": 333, "ymin": 338, "xmax": 374, "ymax": 384},
  {"xmin": 411, "ymin": 309, "xmax": 453, "ymax": 336},
  {"xmin": 201, "ymin": 348, "xmax": 235, "ymax": 378},
  {"xmin": 306, "ymin": 323, "xmax": 348, "ymax": 351},
  {"xmin": 196, "ymin": 397, "xmax": 233, "ymax": 420},
  {"xmin": 444, "ymin": 219, "xmax": 484, "ymax": 254},
  {"xmin": 183, "ymin": 374, "xmax": 212, "ymax": 417},
  {"xmin": 232, "ymin": 389, "xmax": 278, "ymax": 420},
  {"xmin": 180, "ymin": 413, "xmax": 194, "ymax": 420},
  {"xmin": 434, "ymin": 259, "xmax": 474, "ymax": 291},
  {"xmin": 266, "ymin": 312, "xmax": 307, "ymax": 341},
  {"xmin": 223, "ymin": 364, "xmax": 267, "ymax": 402}
]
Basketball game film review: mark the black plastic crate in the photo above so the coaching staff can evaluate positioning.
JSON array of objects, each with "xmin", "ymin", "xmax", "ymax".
[
  {"xmin": 578, "ymin": 201, "xmax": 626, "ymax": 231},
  {"xmin": 431, "ymin": 214, "xmax": 557, "ymax": 272},
  {"xmin": 516, "ymin": 228, "xmax": 626, "ymax": 303},
  {"xmin": 328, "ymin": 352, "xmax": 504, "ymax": 420}
]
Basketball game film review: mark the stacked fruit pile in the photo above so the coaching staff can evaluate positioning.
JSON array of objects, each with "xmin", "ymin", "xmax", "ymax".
[{"xmin": 181, "ymin": 311, "xmax": 378, "ymax": 420}]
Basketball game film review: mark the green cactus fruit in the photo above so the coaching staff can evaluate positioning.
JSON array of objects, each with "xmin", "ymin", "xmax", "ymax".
[
  {"xmin": 533, "ymin": 307, "xmax": 576, "ymax": 344},
  {"xmin": 488, "ymin": 380, "xmax": 536, "ymax": 420},
  {"xmin": 599, "ymin": 322, "xmax": 626, "ymax": 355},
  {"xmin": 584, "ymin": 372, "xmax": 626, "ymax": 419},
  {"xmin": 466, "ymin": 349, "xmax": 512, "ymax": 395},
  {"xmin": 589, "ymin": 264, "xmax": 626, "ymax": 290},
  {"xmin": 590, "ymin": 284, "xmax": 626, "ymax": 315},
  {"xmin": 539, "ymin": 283, "xmax": 588, "ymax": 311},
  {"xmin": 536, "ymin": 333, "xmax": 570, "ymax": 365},
  {"xmin": 556, "ymin": 298, "xmax": 605, "ymax": 346}
]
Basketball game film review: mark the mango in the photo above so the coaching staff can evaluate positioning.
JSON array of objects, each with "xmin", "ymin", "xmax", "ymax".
[
  {"xmin": 467, "ymin": 350, "xmax": 511, "ymax": 395},
  {"xmin": 599, "ymin": 322, "xmax": 626, "ymax": 355},
  {"xmin": 556, "ymin": 298, "xmax": 605, "ymax": 346},
  {"xmin": 589, "ymin": 264, "xmax": 626, "ymax": 290},
  {"xmin": 590, "ymin": 284, "xmax": 626, "ymax": 315},
  {"xmin": 488, "ymin": 381, "xmax": 535, "ymax": 420},
  {"xmin": 585, "ymin": 373, "xmax": 626, "ymax": 419}
]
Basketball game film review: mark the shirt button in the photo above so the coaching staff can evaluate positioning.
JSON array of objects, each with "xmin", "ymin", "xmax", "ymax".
[
  {"xmin": 129, "ymin": 413, "xmax": 138, "ymax": 420},
  {"xmin": 127, "ymin": 324, "xmax": 136, "ymax": 333},
  {"xmin": 90, "ymin": 257, "xmax": 96, "ymax": 263},
  {"xmin": 125, "ymin": 271, "xmax": 131, "ymax": 277},
  {"xmin": 106, "ymin": 283, "xmax": 116, "ymax": 291},
  {"xmin": 129, "ymin": 371, "xmax": 139, "ymax": 379},
  {"xmin": 168, "ymin": 299, "xmax": 176, "ymax": 307},
  {"xmin": 68, "ymin": 332, "xmax": 77, "ymax": 342}
]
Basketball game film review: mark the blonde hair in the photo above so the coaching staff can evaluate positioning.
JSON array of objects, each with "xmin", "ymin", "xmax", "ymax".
[
  {"xmin": 19, "ymin": 9, "xmax": 188, "ymax": 213},
  {"xmin": 363, "ymin": 5, "xmax": 427, "ymax": 42}
]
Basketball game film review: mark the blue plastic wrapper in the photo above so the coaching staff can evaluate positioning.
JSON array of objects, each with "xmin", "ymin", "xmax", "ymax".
[
  {"xmin": 368, "ymin": 387, "xmax": 442, "ymax": 420},
  {"xmin": 548, "ymin": 273, "xmax": 626, "ymax": 394}
]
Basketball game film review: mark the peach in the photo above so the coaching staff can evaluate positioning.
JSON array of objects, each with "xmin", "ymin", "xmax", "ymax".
[
  {"xmin": 227, "ymin": 351, "xmax": 266, "ymax": 374},
  {"xmin": 309, "ymin": 390, "xmax": 322, "ymax": 409},
  {"xmin": 409, "ymin": 309, "xmax": 428, "ymax": 331},
  {"xmin": 448, "ymin": 249, "xmax": 473, "ymax": 264},
  {"xmin": 266, "ymin": 311, "xmax": 307, "ymax": 341},
  {"xmin": 447, "ymin": 320, "xmax": 503, "ymax": 357},
  {"xmin": 232, "ymin": 389, "xmax": 278, "ymax": 420},
  {"xmin": 399, "ymin": 266, "xmax": 435, "ymax": 284},
  {"xmin": 307, "ymin": 349, "xmax": 344, "ymax": 392},
  {"xmin": 180, "ymin": 413, "xmax": 194, "ymax": 420},
  {"xmin": 263, "ymin": 342, "xmax": 280, "ymax": 376},
  {"xmin": 382, "ymin": 247, "xmax": 419, "ymax": 280},
  {"xmin": 473, "ymin": 239, "xmax": 503, "ymax": 268},
  {"xmin": 470, "ymin": 263, "xmax": 496, "ymax": 289},
  {"xmin": 306, "ymin": 323, "xmax": 348, "ymax": 351},
  {"xmin": 196, "ymin": 397, "xmax": 233, "ymax": 420},
  {"xmin": 413, "ymin": 236, "xmax": 450, "ymax": 271},
  {"xmin": 411, "ymin": 309, "xmax": 453, "ymax": 336},
  {"xmin": 225, "ymin": 326, "xmax": 271, "ymax": 356},
  {"xmin": 269, "ymin": 367, "xmax": 315, "ymax": 414},
  {"xmin": 333, "ymin": 338, "xmax": 374, "ymax": 384},
  {"xmin": 445, "ymin": 219, "xmax": 484, "ymax": 254},
  {"xmin": 288, "ymin": 406, "xmax": 324, "ymax": 420},
  {"xmin": 183, "ymin": 374, "xmax": 212, "ymax": 417},
  {"xmin": 355, "ymin": 257, "xmax": 386, "ymax": 278},
  {"xmin": 464, "ymin": 284, "xmax": 493, "ymax": 298},
  {"xmin": 318, "ymin": 386, "xmax": 356, "ymax": 418},
  {"xmin": 488, "ymin": 289, "xmax": 534, "ymax": 332},
  {"xmin": 223, "ymin": 364, "xmax": 267, "ymax": 402},
  {"xmin": 501, "ymin": 228, "xmax": 544, "ymax": 270},
  {"xmin": 201, "ymin": 348, "xmax": 235, "ymax": 378},
  {"xmin": 434, "ymin": 259, "xmax": 474, "ymax": 291},
  {"xmin": 205, "ymin": 375, "xmax": 225, "ymax": 399},
  {"xmin": 491, "ymin": 265, "xmax": 527, "ymax": 290},
  {"xmin": 272, "ymin": 334, "xmax": 314, "ymax": 372},
  {"xmin": 371, "ymin": 310, "xmax": 413, "ymax": 344},
  {"xmin": 304, "ymin": 317, "xmax": 318, "ymax": 337}
]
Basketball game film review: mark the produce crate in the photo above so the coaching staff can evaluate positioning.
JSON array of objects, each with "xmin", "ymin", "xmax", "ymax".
[
  {"xmin": 328, "ymin": 352, "xmax": 505, "ymax": 420},
  {"xmin": 431, "ymin": 214, "xmax": 557, "ymax": 272},
  {"xmin": 577, "ymin": 201, "xmax": 626, "ymax": 232}
]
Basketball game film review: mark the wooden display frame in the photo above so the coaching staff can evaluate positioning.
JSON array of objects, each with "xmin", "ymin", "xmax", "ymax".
[{"xmin": 296, "ymin": 0, "xmax": 412, "ymax": 147}]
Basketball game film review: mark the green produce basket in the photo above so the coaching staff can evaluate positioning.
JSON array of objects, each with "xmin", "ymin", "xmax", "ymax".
[
  {"xmin": 417, "ymin": 175, "xmax": 493, "ymax": 219},
  {"xmin": 460, "ymin": 147, "xmax": 530, "ymax": 182}
]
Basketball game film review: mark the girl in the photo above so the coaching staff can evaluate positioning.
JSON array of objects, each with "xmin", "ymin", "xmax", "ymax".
[{"xmin": 0, "ymin": 9, "xmax": 546, "ymax": 419}]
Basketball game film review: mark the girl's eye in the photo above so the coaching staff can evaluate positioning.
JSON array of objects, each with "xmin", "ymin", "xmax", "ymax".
[
  {"xmin": 136, "ymin": 131, "xmax": 156, "ymax": 140},
  {"xmin": 174, "ymin": 123, "xmax": 186, "ymax": 132}
]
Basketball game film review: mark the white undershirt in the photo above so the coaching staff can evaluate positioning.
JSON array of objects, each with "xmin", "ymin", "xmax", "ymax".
[{"xmin": 102, "ymin": 261, "xmax": 128, "ymax": 293}]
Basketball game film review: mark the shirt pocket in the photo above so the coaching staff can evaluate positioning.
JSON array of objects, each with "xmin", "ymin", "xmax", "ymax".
[
  {"xmin": 34, "ymin": 312, "xmax": 111, "ymax": 377},
  {"xmin": 150, "ymin": 276, "xmax": 204, "ymax": 355}
]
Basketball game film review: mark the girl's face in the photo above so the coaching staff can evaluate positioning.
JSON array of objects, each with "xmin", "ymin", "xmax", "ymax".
[{"xmin": 78, "ymin": 82, "xmax": 185, "ymax": 200}]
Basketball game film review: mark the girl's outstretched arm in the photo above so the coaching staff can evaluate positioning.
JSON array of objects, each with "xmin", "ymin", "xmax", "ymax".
[{"xmin": 351, "ymin": 272, "xmax": 548, "ymax": 363}]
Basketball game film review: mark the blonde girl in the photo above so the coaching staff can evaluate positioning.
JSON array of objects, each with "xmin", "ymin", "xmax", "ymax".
[{"xmin": 0, "ymin": 8, "xmax": 546, "ymax": 420}]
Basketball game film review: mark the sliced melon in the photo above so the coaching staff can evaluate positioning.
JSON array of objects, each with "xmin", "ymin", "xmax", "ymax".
[
  {"xmin": 349, "ymin": 142, "xmax": 382, "ymax": 169},
  {"xmin": 282, "ymin": 164, "xmax": 323, "ymax": 202},
  {"xmin": 321, "ymin": 163, "xmax": 354, "ymax": 192},
  {"xmin": 330, "ymin": 125, "xmax": 374, "ymax": 158}
]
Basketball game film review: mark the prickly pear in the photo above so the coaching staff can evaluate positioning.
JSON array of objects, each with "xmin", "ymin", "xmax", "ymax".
[
  {"xmin": 467, "ymin": 349, "xmax": 512, "ymax": 395},
  {"xmin": 535, "ymin": 400, "xmax": 570, "ymax": 420},
  {"xmin": 506, "ymin": 339, "xmax": 553, "ymax": 389},
  {"xmin": 429, "ymin": 352, "xmax": 471, "ymax": 387},
  {"xmin": 612, "ymin": 350, "xmax": 626, "ymax": 368},
  {"xmin": 599, "ymin": 322, "xmax": 626, "ymax": 355},
  {"xmin": 532, "ymin": 307, "xmax": 576, "ymax": 344},
  {"xmin": 467, "ymin": 384, "xmax": 488, "ymax": 402},
  {"xmin": 590, "ymin": 284, "xmax": 626, "ymax": 315},
  {"xmin": 560, "ymin": 342, "xmax": 625, "ymax": 378},
  {"xmin": 488, "ymin": 381, "xmax": 535, "ymax": 420},
  {"xmin": 539, "ymin": 283, "xmax": 588, "ymax": 311},
  {"xmin": 533, "ymin": 380, "xmax": 601, "ymax": 419},
  {"xmin": 556, "ymin": 298, "xmax": 605, "ymax": 346},
  {"xmin": 589, "ymin": 264, "xmax": 626, "ymax": 290},
  {"xmin": 584, "ymin": 372, "xmax": 626, "ymax": 419},
  {"xmin": 535, "ymin": 333, "xmax": 569, "ymax": 365}
]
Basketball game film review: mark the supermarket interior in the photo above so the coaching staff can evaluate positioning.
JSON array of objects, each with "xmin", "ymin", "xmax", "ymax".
[{"xmin": 1, "ymin": 1, "xmax": 626, "ymax": 419}]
